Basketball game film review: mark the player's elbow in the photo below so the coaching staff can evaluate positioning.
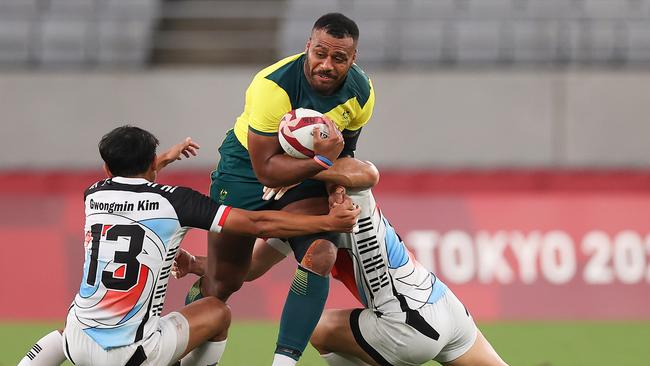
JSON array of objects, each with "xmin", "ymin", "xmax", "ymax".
[
  {"xmin": 255, "ymin": 172, "xmax": 281, "ymax": 189},
  {"xmin": 351, "ymin": 161, "xmax": 379, "ymax": 189},
  {"xmin": 364, "ymin": 161, "xmax": 380, "ymax": 187}
]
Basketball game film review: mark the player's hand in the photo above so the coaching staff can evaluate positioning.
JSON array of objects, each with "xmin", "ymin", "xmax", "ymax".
[
  {"xmin": 313, "ymin": 117, "xmax": 343, "ymax": 162},
  {"xmin": 327, "ymin": 196, "xmax": 360, "ymax": 232},
  {"xmin": 171, "ymin": 248, "xmax": 196, "ymax": 279},
  {"xmin": 156, "ymin": 137, "xmax": 200, "ymax": 172},
  {"xmin": 328, "ymin": 185, "xmax": 346, "ymax": 208},
  {"xmin": 262, "ymin": 183, "xmax": 299, "ymax": 201}
]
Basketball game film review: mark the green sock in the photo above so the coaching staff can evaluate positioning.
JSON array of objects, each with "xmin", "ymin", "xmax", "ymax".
[
  {"xmin": 275, "ymin": 266, "xmax": 329, "ymax": 360},
  {"xmin": 185, "ymin": 277, "xmax": 204, "ymax": 305}
]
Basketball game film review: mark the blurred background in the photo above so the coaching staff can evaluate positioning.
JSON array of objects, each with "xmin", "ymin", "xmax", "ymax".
[{"xmin": 1, "ymin": 0, "xmax": 650, "ymax": 365}]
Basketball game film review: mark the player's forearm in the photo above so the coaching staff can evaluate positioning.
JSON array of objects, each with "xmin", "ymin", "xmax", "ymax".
[
  {"xmin": 191, "ymin": 255, "xmax": 207, "ymax": 277},
  {"xmin": 313, "ymin": 158, "xmax": 379, "ymax": 189},
  {"xmin": 245, "ymin": 210, "xmax": 337, "ymax": 238},
  {"xmin": 254, "ymin": 154, "xmax": 325, "ymax": 188}
]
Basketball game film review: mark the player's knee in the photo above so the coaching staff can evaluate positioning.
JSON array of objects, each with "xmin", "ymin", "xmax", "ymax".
[
  {"xmin": 310, "ymin": 311, "xmax": 337, "ymax": 353},
  {"xmin": 202, "ymin": 277, "xmax": 243, "ymax": 302},
  {"xmin": 300, "ymin": 239, "xmax": 337, "ymax": 276},
  {"xmin": 202, "ymin": 297, "xmax": 232, "ymax": 340}
]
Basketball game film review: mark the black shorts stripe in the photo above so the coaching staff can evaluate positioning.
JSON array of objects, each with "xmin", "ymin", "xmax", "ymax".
[
  {"xmin": 349, "ymin": 309, "xmax": 393, "ymax": 366},
  {"xmin": 125, "ymin": 345, "xmax": 147, "ymax": 366},
  {"xmin": 64, "ymin": 334, "xmax": 75, "ymax": 365}
]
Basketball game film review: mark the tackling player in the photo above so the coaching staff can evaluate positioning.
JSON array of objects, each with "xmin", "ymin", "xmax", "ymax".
[
  {"xmin": 203, "ymin": 12, "xmax": 375, "ymax": 366},
  {"xmin": 18, "ymin": 126, "xmax": 360, "ymax": 366},
  {"xmin": 175, "ymin": 158, "xmax": 509, "ymax": 366}
]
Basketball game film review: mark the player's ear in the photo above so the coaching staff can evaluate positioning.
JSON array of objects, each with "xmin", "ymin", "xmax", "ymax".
[
  {"xmin": 102, "ymin": 163, "xmax": 113, "ymax": 178},
  {"xmin": 147, "ymin": 159, "xmax": 158, "ymax": 181},
  {"xmin": 305, "ymin": 37, "xmax": 312, "ymax": 52}
]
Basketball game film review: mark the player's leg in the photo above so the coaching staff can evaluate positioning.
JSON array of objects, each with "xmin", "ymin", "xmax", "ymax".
[
  {"xmin": 436, "ymin": 290, "xmax": 508, "ymax": 366},
  {"xmin": 310, "ymin": 309, "xmax": 376, "ymax": 366},
  {"xmin": 174, "ymin": 296, "xmax": 231, "ymax": 366},
  {"xmin": 443, "ymin": 330, "xmax": 507, "ymax": 366},
  {"xmin": 273, "ymin": 196, "xmax": 339, "ymax": 365},
  {"xmin": 17, "ymin": 329, "xmax": 66, "ymax": 366},
  {"xmin": 203, "ymin": 160, "xmax": 269, "ymax": 301},
  {"xmin": 201, "ymin": 231, "xmax": 256, "ymax": 301},
  {"xmin": 246, "ymin": 238, "xmax": 290, "ymax": 281}
]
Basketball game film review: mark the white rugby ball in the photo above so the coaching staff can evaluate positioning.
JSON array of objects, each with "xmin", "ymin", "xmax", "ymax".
[{"xmin": 278, "ymin": 108, "xmax": 330, "ymax": 159}]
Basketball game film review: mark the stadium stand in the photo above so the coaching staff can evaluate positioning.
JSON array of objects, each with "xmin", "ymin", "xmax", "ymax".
[
  {"xmin": 1, "ymin": 0, "xmax": 650, "ymax": 68},
  {"xmin": 0, "ymin": 0, "xmax": 159, "ymax": 67}
]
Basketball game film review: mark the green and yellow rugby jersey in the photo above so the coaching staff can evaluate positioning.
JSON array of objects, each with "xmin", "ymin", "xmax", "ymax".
[{"xmin": 232, "ymin": 53, "xmax": 375, "ymax": 149}]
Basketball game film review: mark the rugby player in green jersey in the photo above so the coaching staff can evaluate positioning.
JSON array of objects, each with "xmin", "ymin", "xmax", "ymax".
[{"xmin": 197, "ymin": 12, "xmax": 376, "ymax": 366}]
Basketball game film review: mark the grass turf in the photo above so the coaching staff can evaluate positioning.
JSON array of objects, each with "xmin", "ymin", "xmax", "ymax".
[{"xmin": 2, "ymin": 321, "xmax": 649, "ymax": 365}]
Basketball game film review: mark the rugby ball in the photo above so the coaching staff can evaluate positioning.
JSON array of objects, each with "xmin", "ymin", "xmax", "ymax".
[{"xmin": 278, "ymin": 108, "xmax": 330, "ymax": 159}]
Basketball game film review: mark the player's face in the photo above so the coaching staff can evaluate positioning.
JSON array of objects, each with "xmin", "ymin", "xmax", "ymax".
[{"xmin": 304, "ymin": 29, "xmax": 357, "ymax": 95}]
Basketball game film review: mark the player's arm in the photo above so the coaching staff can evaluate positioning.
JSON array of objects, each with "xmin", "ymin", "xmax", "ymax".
[
  {"xmin": 222, "ymin": 198, "xmax": 358, "ymax": 238},
  {"xmin": 248, "ymin": 118, "xmax": 344, "ymax": 188},
  {"xmin": 155, "ymin": 137, "xmax": 200, "ymax": 172},
  {"xmin": 313, "ymin": 157, "xmax": 379, "ymax": 190},
  {"xmin": 175, "ymin": 187, "xmax": 359, "ymax": 237}
]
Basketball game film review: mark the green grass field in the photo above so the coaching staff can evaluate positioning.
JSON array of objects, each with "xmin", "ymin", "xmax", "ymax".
[{"xmin": 2, "ymin": 321, "xmax": 649, "ymax": 366}]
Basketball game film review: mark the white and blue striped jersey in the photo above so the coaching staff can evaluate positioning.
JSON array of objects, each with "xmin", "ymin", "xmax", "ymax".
[
  {"xmin": 68, "ymin": 177, "xmax": 230, "ymax": 349},
  {"xmin": 334, "ymin": 189, "xmax": 448, "ymax": 315}
]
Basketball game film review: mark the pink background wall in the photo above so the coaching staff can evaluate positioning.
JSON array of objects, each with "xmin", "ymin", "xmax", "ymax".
[{"xmin": 2, "ymin": 170, "xmax": 650, "ymax": 321}]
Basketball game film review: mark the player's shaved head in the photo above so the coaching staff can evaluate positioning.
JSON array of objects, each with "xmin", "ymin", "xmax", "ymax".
[
  {"xmin": 312, "ymin": 13, "xmax": 359, "ymax": 42},
  {"xmin": 99, "ymin": 125, "xmax": 159, "ymax": 177}
]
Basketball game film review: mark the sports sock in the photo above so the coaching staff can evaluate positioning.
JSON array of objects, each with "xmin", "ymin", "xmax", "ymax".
[
  {"xmin": 181, "ymin": 339, "xmax": 227, "ymax": 366},
  {"xmin": 185, "ymin": 277, "xmax": 204, "ymax": 305},
  {"xmin": 272, "ymin": 353, "xmax": 297, "ymax": 366},
  {"xmin": 17, "ymin": 330, "xmax": 66, "ymax": 366},
  {"xmin": 321, "ymin": 352, "xmax": 371, "ymax": 366},
  {"xmin": 275, "ymin": 266, "xmax": 329, "ymax": 361}
]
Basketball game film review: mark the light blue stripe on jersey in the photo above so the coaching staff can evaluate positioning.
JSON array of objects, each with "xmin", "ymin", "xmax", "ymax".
[
  {"xmin": 79, "ymin": 260, "xmax": 109, "ymax": 298},
  {"xmin": 139, "ymin": 218, "xmax": 179, "ymax": 249},
  {"xmin": 84, "ymin": 322, "xmax": 140, "ymax": 349},
  {"xmin": 427, "ymin": 277, "xmax": 448, "ymax": 304},
  {"xmin": 383, "ymin": 217, "xmax": 409, "ymax": 268},
  {"xmin": 117, "ymin": 298, "xmax": 147, "ymax": 325}
]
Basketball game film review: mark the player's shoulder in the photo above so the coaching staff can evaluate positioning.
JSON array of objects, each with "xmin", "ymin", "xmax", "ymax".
[
  {"xmin": 346, "ymin": 63, "xmax": 372, "ymax": 107},
  {"xmin": 247, "ymin": 54, "xmax": 300, "ymax": 111},
  {"xmin": 139, "ymin": 182, "xmax": 193, "ymax": 199},
  {"xmin": 84, "ymin": 178, "xmax": 111, "ymax": 198},
  {"xmin": 257, "ymin": 53, "xmax": 303, "ymax": 81}
]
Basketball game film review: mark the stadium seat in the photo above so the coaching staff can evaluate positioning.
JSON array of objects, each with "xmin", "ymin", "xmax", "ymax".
[
  {"xmin": 353, "ymin": 20, "xmax": 390, "ymax": 63},
  {"xmin": 0, "ymin": 0, "xmax": 40, "ymax": 19},
  {"xmin": 347, "ymin": 0, "xmax": 399, "ymax": 20},
  {"xmin": 587, "ymin": 21, "xmax": 622, "ymax": 62},
  {"xmin": 100, "ymin": 0, "xmax": 160, "ymax": 20},
  {"xmin": 48, "ymin": 0, "xmax": 97, "ymax": 18},
  {"xmin": 37, "ymin": 18, "xmax": 90, "ymax": 65},
  {"xmin": 465, "ymin": 0, "xmax": 519, "ymax": 19},
  {"xmin": 288, "ymin": 0, "xmax": 340, "ymax": 18},
  {"xmin": 404, "ymin": 0, "xmax": 457, "ymax": 20},
  {"xmin": 0, "ymin": 20, "xmax": 32, "ymax": 63},
  {"xmin": 511, "ymin": 21, "xmax": 560, "ymax": 63},
  {"xmin": 97, "ymin": 20, "xmax": 153, "ymax": 65},
  {"xmin": 398, "ymin": 21, "xmax": 445, "ymax": 63},
  {"xmin": 580, "ymin": 0, "xmax": 634, "ymax": 19},
  {"xmin": 455, "ymin": 21, "xmax": 503, "ymax": 63},
  {"xmin": 522, "ymin": 0, "xmax": 576, "ymax": 19},
  {"xmin": 277, "ymin": 19, "xmax": 313, "ymax": 57},
  {"xmin": 626, "ymin": 21, "xmax": 650, "ymax": 62}
]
